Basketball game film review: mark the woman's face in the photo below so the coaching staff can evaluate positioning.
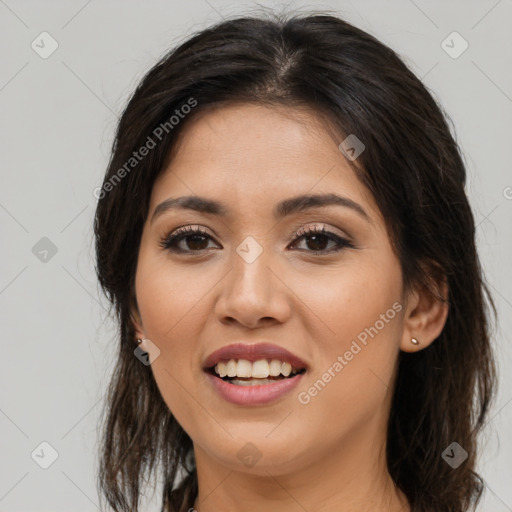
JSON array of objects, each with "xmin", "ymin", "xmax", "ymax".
[{"xmin": 133, "ymin": 103, "xmax": 410, "ymax": 478}]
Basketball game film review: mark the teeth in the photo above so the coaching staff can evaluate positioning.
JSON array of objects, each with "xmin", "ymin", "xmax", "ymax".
[
  {"xmin": 236, "ymin": 359, "xmax": 252, "ymax": 378},
  {"xmin": 231, "ymin": 378, "xmax": 279, "ymax": 386},
  {"xmin": 226, "ymin": 359, "xmax": 237, "ymax": 378},
  {"xmin": 281, "ymin": 362, "xmax": 292, "ymax": 377},
  {"xmin": 214, "ymin": 358, "xmax": 301, "ymax": 379},
  {"xmin": 216, "ymin": 361, "xmax": 228, "ymax": 378},
  {"xmin": 252, "ymin": 359, "xmax": 269, "ymax": 378},
  {"xmin": 269, "ymin": 359, "xmax": 282, "ymax": 376}
]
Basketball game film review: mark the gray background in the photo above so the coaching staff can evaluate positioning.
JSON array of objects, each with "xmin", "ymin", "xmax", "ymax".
[{"xmin": 1, "ymin": 0, "xmax": 511, "ymax": 510}]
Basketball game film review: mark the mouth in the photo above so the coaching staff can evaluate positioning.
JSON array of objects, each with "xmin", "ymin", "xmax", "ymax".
[
  {"xmin": 202, "ymin": 343, "xmax": 308, "ymax": 405},
  {"xmin": 205, "ymin": 358, "xmax": 307, "ymax": 386}
]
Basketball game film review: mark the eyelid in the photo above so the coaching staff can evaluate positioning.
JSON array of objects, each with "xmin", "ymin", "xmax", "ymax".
[
  {"xmin": 172, "ymin": 224, "xmax": 211, "ymax": 236},
  {"xmin": 293, "ymin": 223, "xmax": 333, "ymax": 238},
  {"xmin": 164, "ymin": 224, "xmax": 216, "ymax": 240},
  {"xmin": 291, "ymin": 223, "xmax": 353, "ymax": 243}
]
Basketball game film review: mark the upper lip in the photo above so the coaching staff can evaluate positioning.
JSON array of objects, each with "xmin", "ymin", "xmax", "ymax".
[{"xmin": 203, "ymin": 343, "xmax": 309, "ymax": 371}]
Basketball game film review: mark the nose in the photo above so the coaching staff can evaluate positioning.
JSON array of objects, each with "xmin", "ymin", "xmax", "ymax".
[{"xmin": 214, "ymin": 243, "xmax": 292, "ymax": 329}]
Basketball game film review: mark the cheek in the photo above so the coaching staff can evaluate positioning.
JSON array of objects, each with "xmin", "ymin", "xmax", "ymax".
[
  {"xmin": 133, "ymin": 247, "xmax": 233, "ymax": 404},
  {"xmin": 296, "ymin": 256, "xmax": 403, "ymax": 409},
  {"xmin": 135, "ymin": 253, "xmax": 213, "ymax": 341},
  {"xmin": 301, "ymin": 256, "xmax": 403, "ymax": 344},
  {"xmin": 134, "ymin": 256, "xmax": 208, "ymax": 398},
  {"xmin": 294, "ymin": 306, "xmax": 402, "ymax": 446},
  {"xmin": 134, "ymin": 256, "xmax": 207, "ymax": 424}
]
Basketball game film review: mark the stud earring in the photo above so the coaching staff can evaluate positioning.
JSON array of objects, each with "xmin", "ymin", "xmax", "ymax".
[
  {"xmin": 411, "ymin": 337, "xmax": 420, "ymax": 346},
  {"xmin": 136, "ymin": 338, "xmax": 143, "ymax": 344}
]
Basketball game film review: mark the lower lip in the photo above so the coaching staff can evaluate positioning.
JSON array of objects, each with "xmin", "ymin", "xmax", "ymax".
[{"xmin": 205, "ymin": 371, "xmax": 305, "ymax": 406}]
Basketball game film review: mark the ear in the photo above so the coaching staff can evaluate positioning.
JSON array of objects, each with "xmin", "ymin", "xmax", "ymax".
[
  {"xmin": 130, "ymin": 294, "xmax": 146, "ymax": 342},
  {"xmin": 400, "ymin": 263, "xmax": 449, "ymax": 353}
]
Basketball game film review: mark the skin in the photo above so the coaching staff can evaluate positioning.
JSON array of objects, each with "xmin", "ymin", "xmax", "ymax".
[{"xmin": 132, "ymin": 103, "xmax": 449, "ymax": 512}]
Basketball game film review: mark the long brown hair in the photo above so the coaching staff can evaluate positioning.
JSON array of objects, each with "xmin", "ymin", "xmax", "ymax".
[{"xmin": 94, "ymin": 11, "xmax": 497, "ymax": 512}]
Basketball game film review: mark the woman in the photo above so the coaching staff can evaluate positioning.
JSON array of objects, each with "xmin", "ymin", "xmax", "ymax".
[{"xmin": 94, "ymin": 12, "xmax": 496, "ymax": 512}]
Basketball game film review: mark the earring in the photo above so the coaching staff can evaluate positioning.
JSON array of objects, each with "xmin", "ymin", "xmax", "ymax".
[
  {"xmin": 136, "ymin": 338, "xmax": 143, "ymax": 344},
  {"xmin": 411, "ymin": 337, "xmax": 420, "ymax": 346}
]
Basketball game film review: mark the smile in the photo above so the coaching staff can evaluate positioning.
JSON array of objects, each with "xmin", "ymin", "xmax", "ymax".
[
  {"xmin": 212, "ymin": 358, "xmax": 305, "ymax": 384},
  {"xmin": 203, "ymin": 343, "xmax": 308, "ymax": 405}
]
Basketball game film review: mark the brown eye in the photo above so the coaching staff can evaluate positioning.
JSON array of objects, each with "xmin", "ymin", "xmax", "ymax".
[
  {"xmin": 291, "ymin": 226, "xmax": 354, "ymax": 254},
  {"xmin": 160, "ymin": 226, "xmax": 219, "ymax": 253}
]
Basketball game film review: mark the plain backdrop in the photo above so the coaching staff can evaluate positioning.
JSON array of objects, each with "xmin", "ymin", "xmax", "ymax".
[{"xmin": 1, "ymin": 1, "xmax": 511, "ymax": 510}]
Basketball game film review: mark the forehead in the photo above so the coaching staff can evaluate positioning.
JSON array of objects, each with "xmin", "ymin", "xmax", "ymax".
[
  {"xmin": 165, "ymin": 103, "xmax": 340, "ymax": 170},
  {"xmin": 150, "ymin": 103, "xmax": 381, "ymax": 223}
]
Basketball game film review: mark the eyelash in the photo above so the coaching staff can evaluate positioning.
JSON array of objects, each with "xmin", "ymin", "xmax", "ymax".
[{"xmin": 159, "ymin": 224, "xmax": 355, "ymax": 255}]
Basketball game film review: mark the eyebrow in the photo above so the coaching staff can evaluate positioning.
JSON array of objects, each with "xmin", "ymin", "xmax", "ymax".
[{"xmin": 150, "ymin": 193, "xmax": 371, "ymax": 224}]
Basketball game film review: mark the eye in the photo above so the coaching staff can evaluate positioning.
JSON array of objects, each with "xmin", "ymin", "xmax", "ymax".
[
  {"xmin": 289, "ymin": 225, "xmax": 354, "ymax": 254},
  {"xmin": 159, "ymin": 225, "xmax": 220, "ymax": 253},
  {"xmin": 159, "ymin": 224, "xmax": 355, "ymax": 255}
]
